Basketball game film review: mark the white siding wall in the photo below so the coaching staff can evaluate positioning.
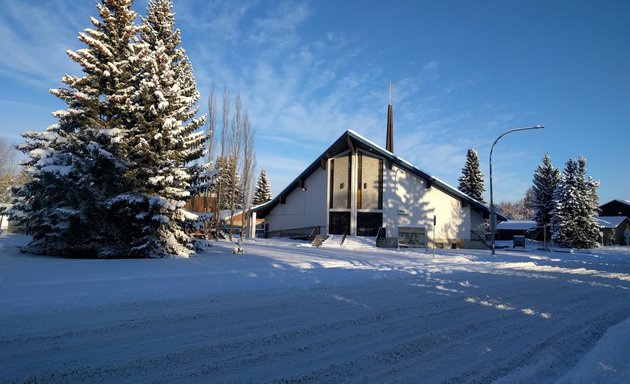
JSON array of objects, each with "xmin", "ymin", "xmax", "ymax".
[
  {"xmin": 264, "ymin": 159, "xmax": 485, "ymax": 245},
  {"xmin": 265, "ymin": 168, "xmax": 328, "ymax": 232},
  {"xmin": 383, "ymin": 165, "xmax": 475, "ymax": 245},
  {"xmin": 469, "ymin": 206, "xmax": 486, "ymax": 232}
]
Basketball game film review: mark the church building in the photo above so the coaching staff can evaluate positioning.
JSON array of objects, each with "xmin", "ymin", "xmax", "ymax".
[{"xmin": 251, "ymin": 101, "xmax": 494, "ymax": 249}]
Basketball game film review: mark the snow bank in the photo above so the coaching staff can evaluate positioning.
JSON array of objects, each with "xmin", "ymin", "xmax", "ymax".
[{"xmin": 557, "ymin": 317, "xmax": 630, "ymax": 383}]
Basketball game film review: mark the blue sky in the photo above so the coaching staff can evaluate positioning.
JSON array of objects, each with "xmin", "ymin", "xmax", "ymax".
[{"xmin": 1, "ymin": 0, "xmax": 628, "ymax": 204}]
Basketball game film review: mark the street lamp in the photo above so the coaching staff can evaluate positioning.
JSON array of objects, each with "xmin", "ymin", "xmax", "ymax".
[{"xmin": 489, "ymin": 124, "xmax": 544, "ymax": 255}]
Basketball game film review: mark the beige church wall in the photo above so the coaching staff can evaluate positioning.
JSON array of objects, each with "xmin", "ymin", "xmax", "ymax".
[
  {"xmin": 265, "ymin": 167, "xmax": 328, "ymax": 232},
  {"xmin": 383, "ymin": 165, "xmax": 475, "ymax": 246}
]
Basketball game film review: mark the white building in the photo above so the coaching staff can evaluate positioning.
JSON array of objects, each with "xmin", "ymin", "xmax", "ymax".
[
  {"xmin": 0, "ymin": 203, "xmax": 12, "ymax": 233},
  {"xmin": 252, "ymin": 114, "xmax": 496, "ymax": 249}
]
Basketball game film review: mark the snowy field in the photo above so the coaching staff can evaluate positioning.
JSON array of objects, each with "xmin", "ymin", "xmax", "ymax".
[{"xmin": 1, "ymin": 234, "xmax": 630, "ymax": 383}]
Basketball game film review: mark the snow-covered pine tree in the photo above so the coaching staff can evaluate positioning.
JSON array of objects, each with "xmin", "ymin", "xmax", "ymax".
[
  {"xmin": 253, "ymin": 169, "xmax": 272, "ymax": 206},
  {"xmin": 551, "ymin": 156, "xmax": 600, "ymax": 248},
  {"xmin": 551, "ymin": 158, "xmax": 578, "ymax": 248},
  {"xmin": 12, "ymin": 0, "xmax": 209, "ymax": 258},
  {"xmin": 10, "ymin": 130, "xmax": 82, "ymax": 255},
  {"xmin": 532, "ymin": 153, "xmax": 560, "ymax": 230},
  {"xmin": 114, "ymin": 0, "xmax": 209, "ymax": 257},
  {"xmin": 457, "ymin": 148, "xmax": 485, "ymax": 202},
  {"xmin": 575, "ymin": 156, "xmax": 601, "ymax": 247},
  {"xmin": 12, "ymin": 0, "xmax": 144, "ymax": 257}
]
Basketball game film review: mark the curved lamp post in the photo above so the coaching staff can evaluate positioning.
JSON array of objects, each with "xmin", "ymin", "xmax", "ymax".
[{"xmin": 489, "ymin": 124, "xmax": 544, "ymax": 255}]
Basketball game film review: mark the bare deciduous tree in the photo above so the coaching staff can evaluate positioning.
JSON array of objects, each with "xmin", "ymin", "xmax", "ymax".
[
  {"xmin": 220, "ymin": 85, "xmax": 230, "ymax": 157},
  {"xmin": 496, "ymin": 187, "xmax": 535, "ymax": 220},
  {"xmin": 213, "ymin": 85, "xmax": 231, "ymax": 237},
  {"xmin": 202, "ymin": 82, "xmax": 217, "ymax": 237},
  {"xmin": 227, "ymin": 93, "xmax": 243, "ymax": 240},
  {"xmin": 0, "ymin": 138, "xmax": 19, "ymax": 204},
  {"xmin": 206, "ymin": 81, "xmax": 217, "ymax": 166},
  {"xmin": 208, "ymin": 87, "xmax": 257, "ymax": 241},
  {"xmin": 240, "ymin": 111, "xmax": 256, "ymax": 238}
]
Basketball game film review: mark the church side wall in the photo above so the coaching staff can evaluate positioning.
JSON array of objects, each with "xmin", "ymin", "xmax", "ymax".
[
  {"xmin": 383, "ymin": 165, "xmax": 478, "ymax": 247},
  {"xmin": 265, "ymin": 168, "xmax": 328, "ymax": 233}
]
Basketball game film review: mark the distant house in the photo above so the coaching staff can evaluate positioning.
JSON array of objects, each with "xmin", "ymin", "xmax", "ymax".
[
  {"xmin": 251, "ymin": 102, "xmax": 501, "ymax": 249},
  {"xmin": 595, "ymin": 216, "xmax": 630, "ymax": 245},
  {"xmin": 181, "ymin": 194, "xmax": 216, "ymax": 239},
  {"xmin": 224, "ymin": 210, "xmax": 264, "ymax": 232},
  {"xmin": 184, "ymin": 194, "xmax": 216, "ymax": 215},
  {"xmin": 599, "ymin": 200, "xmax": 630, "ymax": 218},
  {"xmin": 495, "ymin": 220, "xmax": 539, "ymax": 241}
]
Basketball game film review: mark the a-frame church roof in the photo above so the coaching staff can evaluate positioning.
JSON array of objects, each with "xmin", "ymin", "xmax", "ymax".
[{"xmin": 253, "ymin": 130, "xmax": 495, "ymax": 219}]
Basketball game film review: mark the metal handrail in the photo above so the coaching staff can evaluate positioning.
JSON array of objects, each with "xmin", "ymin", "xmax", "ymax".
[
  {"xmin": 470, "ymin": 230, "xmax": 492, "ymax": 249},
  {"xmin": 375, "ymin": 227, "xmax": 386, "ymax": 247}
]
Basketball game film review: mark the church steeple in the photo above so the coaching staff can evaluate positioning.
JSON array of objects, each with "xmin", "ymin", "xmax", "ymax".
[{"xmin": 386, "ymin": 82, "xmax": 394, "ymax": 153}]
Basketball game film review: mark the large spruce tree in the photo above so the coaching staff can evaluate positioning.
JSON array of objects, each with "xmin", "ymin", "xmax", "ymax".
[
  {"xmin": 458, "ymin": 148, "xmax": 485, "ymax": 202},
  {"xmin": 121, "ymin": 0, "xmax": 208, "ymax": 256},
  {"xmin": 532, "ymin": 154, "xmax": 560, "ymax": 229},
  {"xmin": 551, "ymin": 156, "xmax": 600, "ymax": 248},
  {"xmin": 13, "ymin": 0, "xmax": 143, "ymax": 257},
  {"xmin": 11, "ymin": 0, "xmax": 209, "ymax": 258}
]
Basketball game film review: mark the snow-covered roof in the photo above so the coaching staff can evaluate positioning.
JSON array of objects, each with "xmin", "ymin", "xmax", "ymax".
[
  {"xmin": 496, "ymin": 220, "xmax": 537, "ymax": 231},
  {"xmin": 595, "ymin": 216, "xmax": 630, "ymax": 229}
]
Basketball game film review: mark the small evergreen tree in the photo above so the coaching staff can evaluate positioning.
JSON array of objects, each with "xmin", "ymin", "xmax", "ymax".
[
  {"xmin": 253, "ymin": 169, "xmax": 272, "ymax": 206},
  {"xmin": 532, "ymin": 153, "xmax": 560, "ymax": 229},
  {"xmin": 551, "ymin": 156, "xmax": 600, "ymax": 248},
  {"xmin": 458, "ymin": 148, "xmax": 485, "ymax": 202}
]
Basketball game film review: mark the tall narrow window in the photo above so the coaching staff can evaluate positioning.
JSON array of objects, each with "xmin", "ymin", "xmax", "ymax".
[
  {"xmin": 357, "ymin": 153, "xmax": 383, "ymax": 210},
  {"xmin": 329, "ymin": 159, "xmax": 335, "ymax": 209},
  {"xmin": 329, "ymin": 154, "xmax": 351, "ymax": 209},
  {"xmin": 357, "ymin": 153, "xmax": 363, "ymax": 209},
  {"xmin": 346, "ymin": 156, "xmax": 352, "ymax": 209}
]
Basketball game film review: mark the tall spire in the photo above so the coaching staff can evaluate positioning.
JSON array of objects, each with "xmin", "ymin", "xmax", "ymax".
[{"xmin": 386, "ymin": 82, "xmax": 394, "ymax": 153}]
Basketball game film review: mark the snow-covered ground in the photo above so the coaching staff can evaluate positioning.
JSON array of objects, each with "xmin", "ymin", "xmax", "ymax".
[{"xmin": 1, "ymin": 234, "xmax": 629, "ymax": 383}]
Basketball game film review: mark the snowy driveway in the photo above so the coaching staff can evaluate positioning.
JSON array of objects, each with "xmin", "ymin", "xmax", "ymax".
[{"xmin": 1, "ymin": 235, "xmax": 630, "ymax": 383}]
